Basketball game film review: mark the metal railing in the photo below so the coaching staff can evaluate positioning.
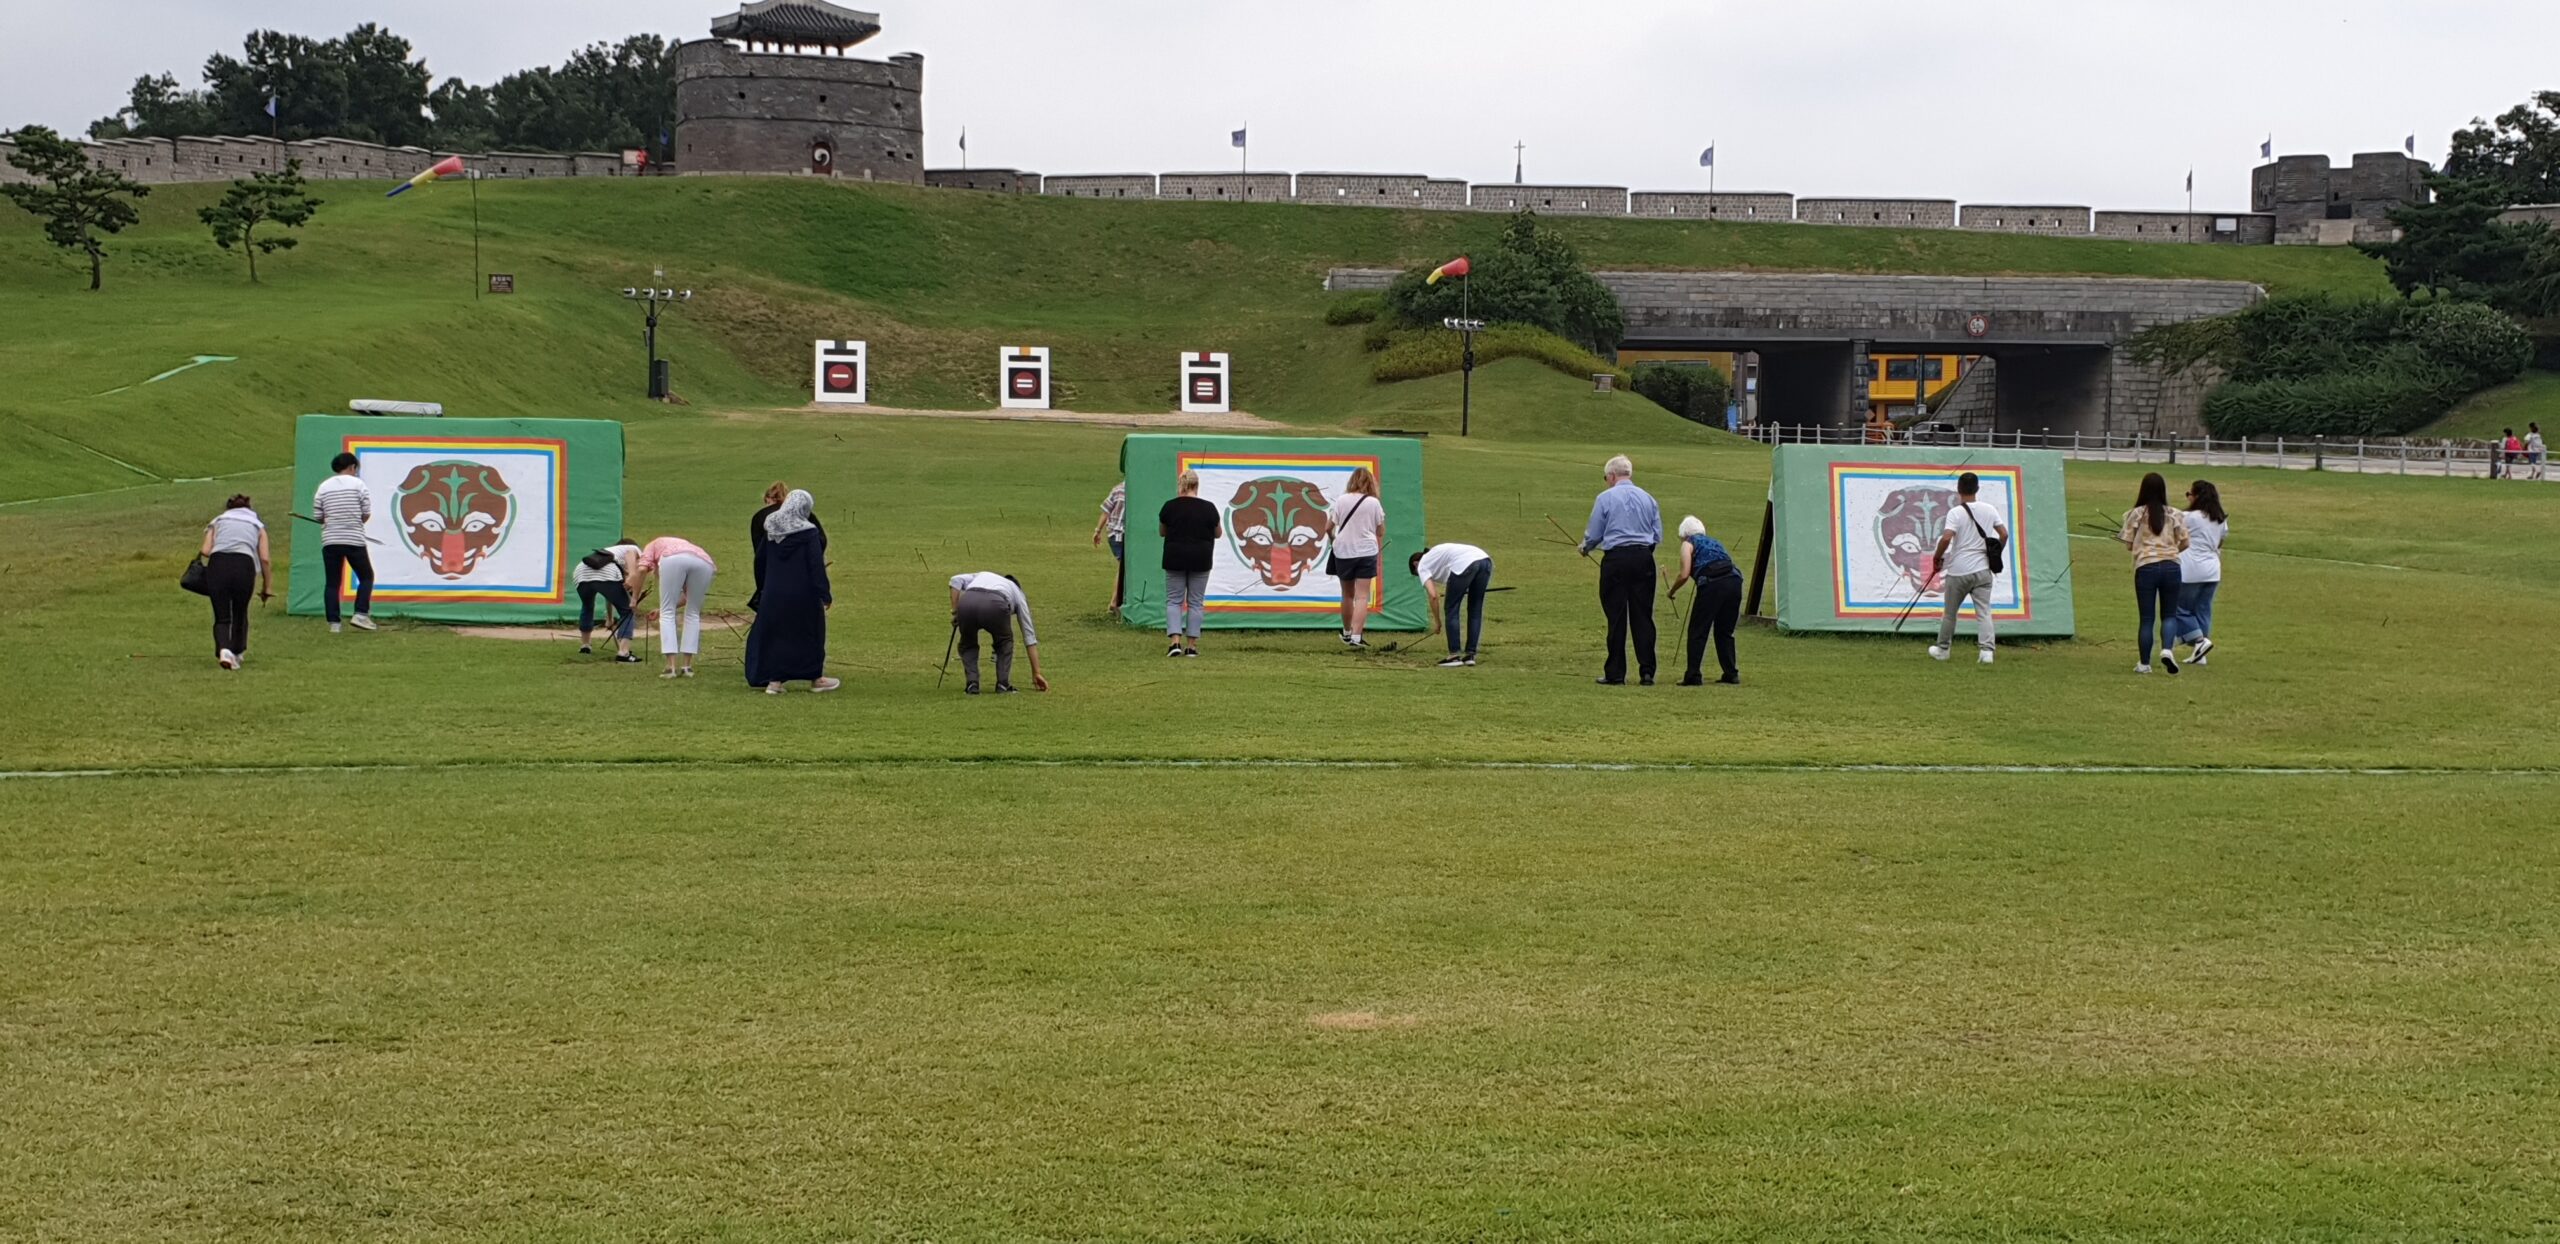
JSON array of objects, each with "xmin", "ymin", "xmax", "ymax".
[{"xmin": 1740, "ymin": 424, "xmax": 2552, "ymax": 482}]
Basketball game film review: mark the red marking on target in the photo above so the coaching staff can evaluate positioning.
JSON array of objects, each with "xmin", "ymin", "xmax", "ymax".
[
  {"xmin": 999, "ymin": 345, "xmax": 1051, "ymax": 410},
  {"xmin": 812, "ymin": 340, "xmax": 868, "ymax": 405}
]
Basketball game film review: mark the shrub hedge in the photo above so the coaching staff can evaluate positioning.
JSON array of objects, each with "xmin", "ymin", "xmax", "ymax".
[{"xmin": 2142, "ymin": 294, "xmax": 2536, "ymax": 437}]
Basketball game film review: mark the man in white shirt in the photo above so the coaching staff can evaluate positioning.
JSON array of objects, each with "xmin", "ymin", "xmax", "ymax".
[
  {"xmin": 948, "ymin": 572, "xmax": 1048, "ymax": 694},
  {"xmin": 311, "ymin": 452, "xmax": 377, "ymax": 633},
  {"xmin": 1409, "ymin": 542, "xmax": 1493, "ymax": 668},
  {"xmin": 1926, "ymin": 472, "xmax": 2009, "ymax": 665}
]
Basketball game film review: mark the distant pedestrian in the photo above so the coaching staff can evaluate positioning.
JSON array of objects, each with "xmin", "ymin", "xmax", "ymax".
[
  {"xmin": 745, "ymin": 490, "xmax": 838, "ymax": 693},
  {"xmin": 1092, "ymin": 479, "xmax": 1127, "ymax": 612},
  {"xmin": 198, "ymin": 492, "xmax": 271, "ymax": 670},
  {"xmin": 2528, "ymin": 422, "xmax": 2546, "ymax": 480},
  {"xmin": 2502, "ymin": 428, "xmax": 2525, "ymax": 480},
  {"xmin": 948, "ymin": 571, "xmax": 1049, "ymax": 694},
  {"xmin": 1925, "ymin": 472, "xmax": 2008, "ymax": 667},
  {"xmin": 2116, "ymin": 472, "xmax": 2190, "ymax": 675},
  {"xmin": 311, "ymin": 452, "xmax": 376, "ymax": 633},
  {"xmin": 1669, "ymin": 515, "xmax": 1743, "ymax": 684},
  {"xmin": 2168, "ymin": 480, "xmax": 2228, "ymax": 667},
  {"xmin": 1410, "ymin": 541, "xmax": 1492, "ymax": 667},
  {"xmin": 574, "ymin": 537, "xmax": 643, "ymax": 662},
  {"xmin": 1579, "ymin": 454, "xmax": 1662, "ymax": 685},
  {"xmin": 1327, "ymin": 466, "xmax": 1385, "ymax": 649},
  {"xmin": 629, "ymin": 535, "xmax": 717, "ymax": 679},
  {"xmin": 1159, "ymin": 469, "xmax": 1219, "ymax": 658}
]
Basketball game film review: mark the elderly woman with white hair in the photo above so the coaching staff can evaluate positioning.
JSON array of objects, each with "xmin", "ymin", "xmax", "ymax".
[
  {"xmin": 1668, "ymin": 514, "xmax": 1743, "ymax": 685},
  {"xmin": 743, "ymin": 489, "xmax": 840, "ymax": 693}
]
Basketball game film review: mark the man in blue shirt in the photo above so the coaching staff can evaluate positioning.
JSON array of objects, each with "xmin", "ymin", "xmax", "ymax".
[{"xmin": 1579, "ymin": 454, "xmax": 1664, "ymax": 685}]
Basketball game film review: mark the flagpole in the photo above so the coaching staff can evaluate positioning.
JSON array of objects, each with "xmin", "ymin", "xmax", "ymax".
[
  {"xmin": 470, "ymin": 168, "xmax": 482, "ymax": 301},
  {"xmin": 1240, "ymin": 124, "xmax": 1248, "ymax": 201},
  {"xmin": 2185, "ymin": 169, "xmax": 2194, "ymax": 245}
]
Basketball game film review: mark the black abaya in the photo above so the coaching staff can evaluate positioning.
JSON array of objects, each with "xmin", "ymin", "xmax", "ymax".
[{"xmin": 744, "ymin": 528, "xmax": 831, "ymax": 684}]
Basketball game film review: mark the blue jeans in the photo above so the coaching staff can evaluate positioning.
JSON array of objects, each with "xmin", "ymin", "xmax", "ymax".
[
  {"xmin": 2134, "ymin": 561, "xmax": 2182, "ymax": 663},
  {"xmin": 578, "ymin": 581, "xmax": 635, "ymax": 640},
  {"xmin": 2170, "ymin": 580, "xmax": 2218, "ymax": 645},
  {"xmin": 1443, "ymin": 557, "xmax": 1492, "ymax": 654}
]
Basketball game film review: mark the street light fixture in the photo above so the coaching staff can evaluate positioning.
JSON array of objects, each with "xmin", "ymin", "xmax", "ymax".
[
  {"xmin": 1443, "ymin": 315, "xmax": 1487, "ymax": 438},
  {"xmin": 620, "ymin": 285, "xmax": 693, "ymax": 399}
]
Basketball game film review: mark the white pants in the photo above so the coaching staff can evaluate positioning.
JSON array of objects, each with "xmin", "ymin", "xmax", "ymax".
[{"xmin": 657, "ymin": 554, "xmax": 714, "ymax": 655}]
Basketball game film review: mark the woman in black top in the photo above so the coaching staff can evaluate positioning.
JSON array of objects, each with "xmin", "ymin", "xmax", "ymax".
[{"xmin": 1159, "ymin": 469, "xmax": 1220, "ymax": 658}]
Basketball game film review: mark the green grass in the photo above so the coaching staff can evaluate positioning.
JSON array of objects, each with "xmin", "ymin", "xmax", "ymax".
[
  {"xmin": 2424, "ymin": 367, "xmax": 2560, "ymax": 440},
  {"xmin": 0, "ymin": 177, "xmax": 2390, "ymax": 502},
  {"xmin": 11, "ymin": 174, "xmax": 2555, "ymax": 1240}
]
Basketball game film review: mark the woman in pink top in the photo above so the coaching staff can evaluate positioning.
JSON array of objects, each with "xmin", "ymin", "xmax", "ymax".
[{"xmin": 629, "ymin": 536, "xmax": 717, "ymax": 678}]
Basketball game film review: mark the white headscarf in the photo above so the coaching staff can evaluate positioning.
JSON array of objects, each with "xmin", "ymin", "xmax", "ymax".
[{"xmin": 765, "ymin": 489, "xmax": 816, "ymax": 540}]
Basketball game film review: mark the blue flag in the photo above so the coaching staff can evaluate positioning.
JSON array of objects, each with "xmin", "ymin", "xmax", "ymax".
[
  {"xmin": 2260, "ymin": 136, "xmax": 2272, "ymax": 159},
  {"xmin": 265, "ymin": 95, "xmax": 279, "ymax": 118},
  {"xmin": 2404, "ymin": 133, "xmax": 2416, "ymax": 155},
  {"xmin": 1699, "ymin": 145, "xmax": 1714, "ymax": 168},
  {"xmin": 1231, "ymin": 128, "xmax": 1247, "ymax": 149}
]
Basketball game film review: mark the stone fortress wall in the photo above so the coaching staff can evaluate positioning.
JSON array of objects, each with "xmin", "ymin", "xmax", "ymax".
[{"xmin": 0, "ymin": 132, "xmax": 631, "ymax": 186}]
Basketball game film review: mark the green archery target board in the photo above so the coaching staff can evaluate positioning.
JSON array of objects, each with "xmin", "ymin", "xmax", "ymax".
[
  {"xmin": 1766, "ymin": 444, "xmax": 2075, "ymax": 637},
  {"xmin": 1117, "ymin": 434, "xmax": 1428, "ymax": 631},
  {"xmin": 288, "ymin": 415, "xmax": 626, "ymax": 623}
]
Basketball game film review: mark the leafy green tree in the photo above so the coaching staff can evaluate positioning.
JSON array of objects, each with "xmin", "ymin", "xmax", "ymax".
[
  {"xmin": 1, "ymin": 126, "xmax": 153, "ymax": 291},
  {"xmin": 198, "ymin": 159, "xmax": 323, "ymax": 282},
  {"xmin": 427, "ymin": 78, "xmax": 498, "ymax": 152},
  {"xmin": 2444, "ymin": 90, "xmax": 2560, "ymax": 206},
  {"xmin": 90, "ymin": 71, "xmax": 223, "ymax": 140},
  {"xmin": 336, "ymin": 24, "xmax": 434, "ymax": 147},
  {"xmin": 1380, "ymin": 212, "xmax": 1626, "ymax": 352},
  {"xmin": 2359, "ymin": 176, "xmax": 2546, "ymax": 309}
]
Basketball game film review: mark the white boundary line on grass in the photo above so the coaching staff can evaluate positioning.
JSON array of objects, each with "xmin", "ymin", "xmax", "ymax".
[{"xmin": 0, "ymin": 758, "xmax": 2551, "ymax": 782}]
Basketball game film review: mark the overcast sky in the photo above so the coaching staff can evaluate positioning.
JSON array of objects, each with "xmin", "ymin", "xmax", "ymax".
[{"xmin": 4, "ymin": 0, "xmax": 2550, "ymax": 208}]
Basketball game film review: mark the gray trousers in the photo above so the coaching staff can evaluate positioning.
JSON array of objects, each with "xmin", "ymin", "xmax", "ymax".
[
  {"xmin": 1165, "ymin": 569, "xmax": 1208, "ymax": 639},
  {"xmin": 1935, "ymin": 570, "xmax": 1997, "ymax": 650},
  {"xmin": 954, "ymin": 589, "xmax": 1014, "ymax": 686}
]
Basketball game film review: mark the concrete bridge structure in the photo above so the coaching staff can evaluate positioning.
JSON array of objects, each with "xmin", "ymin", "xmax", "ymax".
[{"xmin": 1326, "ymin": 269, "xmax": 2264, "ymax": 436}]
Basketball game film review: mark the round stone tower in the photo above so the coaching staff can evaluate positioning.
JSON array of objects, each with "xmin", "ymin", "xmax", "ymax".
[{"xmin": 672, "ymin": 0, "xmax": 924, "ymax": 182}]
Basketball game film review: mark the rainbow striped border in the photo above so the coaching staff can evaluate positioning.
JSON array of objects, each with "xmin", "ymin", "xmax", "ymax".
[
  {"xmin": 1180, "ymin": 451, "xmax": 1382, "ymax": 615},
  {"xmin": 342, "ymin": 435, "xmax": 570, "ymax": 605},
  {"xmin": 1826, "ymin": 461, "xmax": 2032, "ymax": 621}
]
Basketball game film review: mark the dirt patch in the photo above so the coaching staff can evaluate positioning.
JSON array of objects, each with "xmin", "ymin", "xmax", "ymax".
[
  {"xmin": 449, "ymin": 625, "xmax": 651, "ymax": 643},
  {"xmin": 716, "ymin": 404, "xmax": 1289, "ymax": 431},
  {"xmin": 1308, "ymin": 1011, "xmax": 1421, "ymax": 1032}
]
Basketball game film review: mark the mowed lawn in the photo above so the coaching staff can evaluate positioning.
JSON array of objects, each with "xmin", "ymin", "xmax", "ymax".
[
  {"xmin": 4, "ymin": 411, "xmax": 2559, "ymax": 1237},
  {"xmin": 5, "ymin": 765, "xmax": 2557, "ymax": 1241}
]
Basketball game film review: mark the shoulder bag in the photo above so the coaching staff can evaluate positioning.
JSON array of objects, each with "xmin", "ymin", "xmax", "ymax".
[{"xmin": 1962, "ymin": 502, "xmax": 2005, "ymax": 575}]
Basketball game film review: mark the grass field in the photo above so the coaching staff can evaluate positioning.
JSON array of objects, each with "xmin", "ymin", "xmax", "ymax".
[
  {"xmin": 2428, "ymin": 366, "xmax": 2560, "ymax": 441},
  {"xmin": 7, "ymin": 177, "xmax": 2558, "ymax": 1241}
]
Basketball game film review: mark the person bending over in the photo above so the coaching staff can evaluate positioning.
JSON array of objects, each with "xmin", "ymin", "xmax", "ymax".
[
  {"xmin": 574, "ymin": 537, "xmax": 643, "ymax": 662},
  {"xmin": 1669, "ymin": 515, "xmax": 1743, "ymax": 685},
  {"xmin": 949, "ymin": 571, "xmax": 1048, "ymax": 694},
  {"xmin": 1411, "ymin": 542, "xmax": 1493, "ymax": 668}
]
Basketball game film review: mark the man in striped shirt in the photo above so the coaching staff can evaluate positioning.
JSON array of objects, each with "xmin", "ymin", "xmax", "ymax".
[{"xmin": 312, "ymin": 452, "xmax": 377, "ymax": 632}]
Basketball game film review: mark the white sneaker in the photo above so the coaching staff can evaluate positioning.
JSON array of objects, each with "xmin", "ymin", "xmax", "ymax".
[
  {"xmin": 2158, "ymin": 648, "xmax": 2181, "ymax": 675},
  {"xmin": 329, "ymin": 622, "xmax": 342, "ymax": 634},
  {"xmin": 350, "ymin": 614, "xmax": 377, "ymax": 632},
  {"xmin": 218, "ymin": 648, "xmax": 238, "ymax": 670},
  {"xmin": 2134, "ymin": 663, "xmax": 2151, "ymax": 674},
  {"xmin": 2190, "ymin": 637, "xmax": 2214, "ymax": 663},
  {"xmin": 1435, "ymin": 654, "xmax": 1468, "ymax": 668},
  {"xmin": 1978, "ymin": 648, "xmax": 1995, "ymax": 665},
  {"xmin": 1927, "ymin": 645, "xmax": 1950, "ymax": 661}
]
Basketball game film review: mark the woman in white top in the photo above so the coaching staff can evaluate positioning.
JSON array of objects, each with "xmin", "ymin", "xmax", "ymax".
[
  {"xmin": 197, "ymin": 493, "xmax": 271, "ymax": 670},
  {"xmin": 1325, "ymin": 466, "xmax": 1386, "ymax": 648},
  {"xmin": 2167, "ymin": 479, "xmax": 2228, "ymax": 666},
  {"xmin": 573, "ymin": 538, "xmax": 643, "ymax": 663}
]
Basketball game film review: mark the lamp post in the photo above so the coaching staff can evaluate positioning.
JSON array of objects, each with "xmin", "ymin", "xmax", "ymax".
[
  {"xmin": 1444, "ymin": 314, "xmax": 1486, "ymax": 437},
  {"xmin": 620, "ymin": 285, "xmax": 693, "ymax": 399}
]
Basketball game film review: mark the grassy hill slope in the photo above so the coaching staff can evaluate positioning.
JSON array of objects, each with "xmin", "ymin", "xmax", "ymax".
[{"xmin": 0, "ymin": 176, "xmax": 2390, "ymax": 502}]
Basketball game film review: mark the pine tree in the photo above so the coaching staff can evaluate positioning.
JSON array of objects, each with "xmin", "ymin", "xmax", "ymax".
[
  {"xmin": 1, "ymin": 126, "xmax": 152, "ymax": 291},
  {"xmin": 199, "ymin": 159, "xmax": 325, "ymax": 282}
]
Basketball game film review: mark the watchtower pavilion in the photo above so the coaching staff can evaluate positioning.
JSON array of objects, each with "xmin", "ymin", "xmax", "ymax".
[{"xmin": 671, "ymin": 0, "xmax": 924, "ymax": 181}]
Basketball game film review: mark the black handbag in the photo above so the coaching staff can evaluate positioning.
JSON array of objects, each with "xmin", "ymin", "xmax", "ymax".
[
  {"xmin": 1962, "ymin": 503, "xmax": 2005, "ymax": 574},
  {"xmin": 180, "ymin": 555, "xmax": 211, "ymax": 596}
]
